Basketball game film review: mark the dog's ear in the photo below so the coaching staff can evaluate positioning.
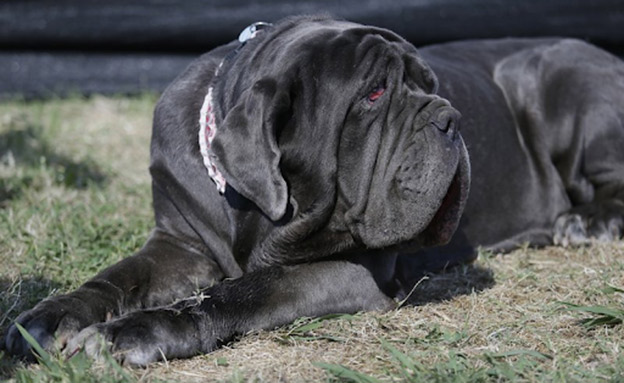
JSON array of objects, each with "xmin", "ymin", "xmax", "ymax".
[
  {"xmin": 404, "ymin": 51, "xmax": 439, "ymax": 94},
  {"xmin": 211, "ymin": 78, "xmax": 290, "ymax": 221}
]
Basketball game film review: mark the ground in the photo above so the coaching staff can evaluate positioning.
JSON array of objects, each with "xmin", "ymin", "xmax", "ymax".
[{"xmin": 0, "ymin": 96, "xmax": 622, "ymax": 382}]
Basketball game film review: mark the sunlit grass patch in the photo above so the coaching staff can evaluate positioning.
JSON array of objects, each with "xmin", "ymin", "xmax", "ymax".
[{"xmin": 0, "ymin": 95, "xmax": 155, "ymax": 380}]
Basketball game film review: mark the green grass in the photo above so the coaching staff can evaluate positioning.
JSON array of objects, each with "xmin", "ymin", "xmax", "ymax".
[
  {"xmin": 0, "ymin": 95, "xmax": 155, "ymax": 381},
  {"xmin": 11, "ymin": 323, "xmax": 136, "ymax": 383},
  {"xmin": 317, "ymin": 337, "xmax": 624, "ymax": 382},
  {"xmin": 1, "ymin": 95, "xmax": 623, "ymax": 382},
  {"xmin": 319, "ymin": 351, "xmax": 624, "ymax": 383},
  {"xmin": 559, "ymin": 285, "xmax": 624, "ymax": 328}
]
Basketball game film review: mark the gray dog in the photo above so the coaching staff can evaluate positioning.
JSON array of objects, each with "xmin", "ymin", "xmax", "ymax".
[{"xmin": 6, "ymin": 16, "xmax": 624, "ymax": 365}]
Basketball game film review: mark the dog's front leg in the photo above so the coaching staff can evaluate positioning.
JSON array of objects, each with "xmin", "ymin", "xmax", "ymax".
[
  {"xmin": 67, "ymin": 257, "xmax": 397, "ymax": 365},
  {"xmin": 5, "ymin": 230, "xmax": 224, "ymax": 359}
]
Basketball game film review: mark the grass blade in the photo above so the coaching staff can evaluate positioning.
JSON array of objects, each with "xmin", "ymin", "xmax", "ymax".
[
  {"xmin": 14, "ymin": 322, "xmax": 53, "ymax": 368},
  {"xmin": 314, "ymin": 362, "xmax": 381, "ymax": 383},
  {"xmin": 559, "ymin": 302, "xmax": 624, "ymax": 319},
  {"xmin": 287, "ymin": 313, "xmax": 355, "ymax": 335},
  {"xmin": 380, "ymin": 339, "xmax": 418, "ymax": 374},
  {"xmin": 601, "ymin": 285, "xmax": 624, "ymax": 294},
  {"xmin": 487, "ymin": 349, "xmax": 553, "ymax": 361},
  {"xmin": 558, "ymin": 301, "xmax": 624, "ymax": 328}
]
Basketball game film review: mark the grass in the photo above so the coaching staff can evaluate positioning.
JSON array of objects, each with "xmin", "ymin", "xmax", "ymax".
[
  {"xmin": 0, "ymin": 95, "xmax": 154, "ymax": 382},
  {"xmin": 11, "ymin": 323, "xmax": 137, "ymax": 383},
  {"xmin": 0, "ymin": 95, "xmax": 623, "ymax": 382}
]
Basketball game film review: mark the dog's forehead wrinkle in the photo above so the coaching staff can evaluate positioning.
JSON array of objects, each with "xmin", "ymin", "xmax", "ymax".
[
  {"xmin": 218, "ymin": 22, "xmax": 409, "ymax": 114},
  {"xmin": 281, "ymin": 24, "xmax": 403, "ymax": 71}
]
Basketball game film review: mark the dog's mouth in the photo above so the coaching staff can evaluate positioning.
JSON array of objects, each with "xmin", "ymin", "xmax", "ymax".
[
  {"xmin": 416, "ymin": 151, "xmax": 470, "ymax": 247},
  {"xmin": 343, "ymin": 117, "xmax": 471, "ymax": 252}
]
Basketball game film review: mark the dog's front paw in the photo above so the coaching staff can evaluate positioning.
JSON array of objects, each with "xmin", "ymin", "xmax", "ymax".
[
  {"xmin": 66, "ymin": 308, "xmax": 208, "ymax": 366},
  {"xmin": 553, "ymin": 201, "xmax": 624, "ymax": 247},
  {"xmin": 553, "ymin": 213, "xmax": 590, "ymax": 247},
  {"xmin": 5, "ymin": 295, "xmax": 100, "ymax": 359}
]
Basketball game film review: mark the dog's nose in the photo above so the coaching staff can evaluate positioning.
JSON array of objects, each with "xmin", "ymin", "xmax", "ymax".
[{"xmin": 430, "ymin": 107, "xmax": 461, "ymax": 137}]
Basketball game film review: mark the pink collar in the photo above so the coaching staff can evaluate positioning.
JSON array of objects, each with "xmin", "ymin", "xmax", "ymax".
[{"xmin": 198, "ymin": 81, "xmax": 226, "ymax": 194}]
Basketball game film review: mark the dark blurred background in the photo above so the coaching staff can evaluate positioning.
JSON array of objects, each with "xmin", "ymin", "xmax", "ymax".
[{"xmin": 1, "ymin": 0, "xmax": 623, "ymax": 99}]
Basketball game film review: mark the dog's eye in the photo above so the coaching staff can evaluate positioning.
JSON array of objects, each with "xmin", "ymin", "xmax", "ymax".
[{"xmin": 367, "ymin": 85, "xmax": 386, "ymax": 104}]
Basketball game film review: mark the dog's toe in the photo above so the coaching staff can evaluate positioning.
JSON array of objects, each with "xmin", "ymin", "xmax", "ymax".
[{"xmin": 553, "ymin": 213, "xmax": 590, "ymax": 247}]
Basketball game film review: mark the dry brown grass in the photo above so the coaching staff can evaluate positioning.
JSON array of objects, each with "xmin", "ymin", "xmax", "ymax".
[{"xmin": 135, "ymin": 243, "xmax": 623, "ymax": 382}]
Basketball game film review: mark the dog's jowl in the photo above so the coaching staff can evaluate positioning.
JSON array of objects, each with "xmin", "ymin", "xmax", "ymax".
[{"xmin": 6, "ymin": 16, "xmax": 624, "ymax": 365}]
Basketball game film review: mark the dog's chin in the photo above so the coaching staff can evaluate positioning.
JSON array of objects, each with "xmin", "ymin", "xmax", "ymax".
[{"xmin": 415, "ymin": 152, "xmax": 470, "ymax": 248}]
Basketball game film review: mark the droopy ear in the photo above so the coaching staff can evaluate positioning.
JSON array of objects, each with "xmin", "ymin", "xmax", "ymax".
[
  {"xmin": 404, "ymin": 51, "xmax": 439, "ymax": 94},
  {"xmin": 211, "ymin": 78, "xmax": 290, "ymax": 221}
]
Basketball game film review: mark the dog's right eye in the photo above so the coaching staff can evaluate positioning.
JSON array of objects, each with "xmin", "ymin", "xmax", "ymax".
[{"xmin": 367, "ymin": 85, "xmax": 386, "ymax": 104}]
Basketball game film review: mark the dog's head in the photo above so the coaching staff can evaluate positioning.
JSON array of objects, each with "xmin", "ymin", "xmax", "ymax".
[{"xmin": 207, "ymin": 16, "xmax": 470, "ymax": 260}]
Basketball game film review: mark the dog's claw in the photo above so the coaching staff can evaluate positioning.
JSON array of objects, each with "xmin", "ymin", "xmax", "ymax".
[
  {"xmin": 553, "ymin": 206, "xmax": 624, "ymax": 247},
  {"xmin": 553, "ymin": 213, "xmax": 590, "ymax": 247},
  {"xmin": 65, "ymin": 325, "xmax": 110, "ymax": 362}
]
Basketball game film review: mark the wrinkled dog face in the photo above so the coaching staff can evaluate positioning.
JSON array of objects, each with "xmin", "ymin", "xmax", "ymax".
[
  {"xmin": 329, "ymin": 26, "xmax": 471, "ymax": 250},
  {"xmin": 211, "ymin": 18, "xmax": 470, "ymax": 254}
]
